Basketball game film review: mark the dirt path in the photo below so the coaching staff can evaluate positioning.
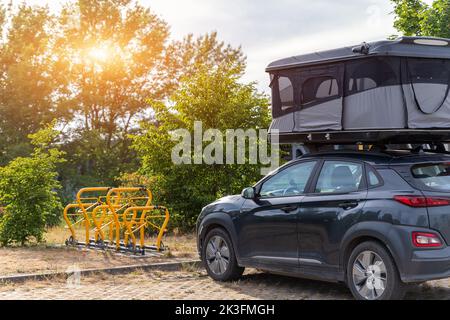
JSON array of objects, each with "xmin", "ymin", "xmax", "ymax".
[{"xmin": 0, "ymin": 234, "xmax": 197, "ymax": 276}]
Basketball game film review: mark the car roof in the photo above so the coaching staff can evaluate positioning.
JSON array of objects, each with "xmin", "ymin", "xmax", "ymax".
[
  {"xmin": 297, "ymin": 150, "xmax": 450, "ymax": 166},
  {"xmin": 266, "ymin": 36, "xmax": 450, "ymax": 72}
]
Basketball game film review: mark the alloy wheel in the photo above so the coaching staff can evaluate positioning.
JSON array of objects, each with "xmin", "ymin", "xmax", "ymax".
[
  {"xmin": 205, "ymin": 235, "xmax": 230, "ymax": 275},
  {"xmin": 352, "ymin": 250, "xmax": 387, "ymax": 300}
]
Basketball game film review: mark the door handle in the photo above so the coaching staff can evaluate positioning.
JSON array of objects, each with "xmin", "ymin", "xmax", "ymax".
[
  {"xmin": 338, "ymin": 201, "xmax": 359, "ymax": 210},
  {"xmin": 280, "ymin": 205, "xmax": 298, "ymax": 213}
]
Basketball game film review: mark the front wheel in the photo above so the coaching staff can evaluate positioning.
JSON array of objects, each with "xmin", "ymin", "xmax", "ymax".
[
  {"xmin": 203, "ymin": 228, "xmax": 244, "ymax": 281},
  {"xmin": 347, "ymin": 241, "xmax": 406, "ymax": 300}
]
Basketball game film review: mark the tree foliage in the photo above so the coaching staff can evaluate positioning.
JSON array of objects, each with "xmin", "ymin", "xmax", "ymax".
[
  {"xmin": 0, "ymin": 4, "xmax": 66, "ymax": 164},
  {"xmin": 52, "ymin": 0, "xmax": 170, "ymax": 188},
  {"xmin": 0, "ymin": 124, "xmax": 65, "ymax": 246},
  {"xmin": 0, "ymin": 1, "xmax": 254, "ymax": 204},
  {"xmin": 132, "ymin": 64, "xmax": 270, "ymax": 229},
  {"xmin": 392, "ymin": 0, "xmax": 450, "ymax": 37},
  {"xmin": 0, "ymin": 0, "xmax": 271, "ymax": 235},
  {"xmin": 52, "ymin": 1, "xmax": 250, "ymax": 193}
]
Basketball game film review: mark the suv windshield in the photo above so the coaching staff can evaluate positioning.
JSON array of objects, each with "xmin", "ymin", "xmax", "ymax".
[{"xmin": 411, "ymin": 163, "xmax": 450, "ymax": 192}]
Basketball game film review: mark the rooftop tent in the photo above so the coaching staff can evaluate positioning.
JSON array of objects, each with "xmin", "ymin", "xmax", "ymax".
[{"xmin": 267, "ymin": 37, "xmax": 450, "ymax": 144}]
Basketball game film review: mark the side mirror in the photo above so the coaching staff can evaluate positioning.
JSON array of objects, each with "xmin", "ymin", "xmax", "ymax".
[{"xmin": 241, "ymin": 187, "xmax": 256, "ymax": 199}]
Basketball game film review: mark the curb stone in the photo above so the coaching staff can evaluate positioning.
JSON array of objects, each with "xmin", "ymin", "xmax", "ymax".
[{"xmin": 0, "ymin": 260, "xmax": 202, "ymax": 284}]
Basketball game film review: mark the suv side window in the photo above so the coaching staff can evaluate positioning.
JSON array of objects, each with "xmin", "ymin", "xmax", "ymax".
[
  {"xmin": 260, "ymin": 161, "xmax": 317, "ymax": 198},
  {"xmin": 315, "ymin": 161, "xmax": 363, "ymax": 194},
  {"xmin": 367, "ymin": 166, "xmax": 382, "ymax": 188}
]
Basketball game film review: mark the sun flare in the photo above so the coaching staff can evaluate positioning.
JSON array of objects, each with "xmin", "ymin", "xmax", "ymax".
[{"xmin": 87, "ymin": 45, "xmax": 110, "ymax": 61}]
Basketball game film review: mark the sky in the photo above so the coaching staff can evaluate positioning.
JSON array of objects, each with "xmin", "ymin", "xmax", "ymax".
[{"xmin": 4, "ymin": 0, "xmax": 435, "ymax": 92}]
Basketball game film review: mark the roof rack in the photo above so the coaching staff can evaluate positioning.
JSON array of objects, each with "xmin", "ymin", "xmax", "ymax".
[
  {"xmin": 271, "ymin": 129, "xmax": 450, "ymax": 145},
  {"xmin": 287, "ymin": 143, "xmax": 450, "ymax": 161}
]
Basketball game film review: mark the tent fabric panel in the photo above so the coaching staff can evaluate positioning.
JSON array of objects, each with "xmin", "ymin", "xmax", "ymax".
[
  {"xmin": 343, "ymin": 85, "xmax": 406, "ymax": 130},
  {"xmin": 269, "ymin": 112, "xmax": 295, "ymax": 133},
  {"xmin": 294, "ymin": 99, "xmax": 343, "ymax": 132},
  {"xmin": 409, "ymin": 83, "xmax": 449, "ymax": 114},
  {"xmin": 403, "ymin": 84, "xmax": 450, "ymax": 129}
]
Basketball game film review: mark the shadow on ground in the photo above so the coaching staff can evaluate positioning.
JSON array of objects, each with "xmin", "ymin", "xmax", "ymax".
[{"xmin": 216, "ymin": 272, "xmax": 450, "ymax": 300}]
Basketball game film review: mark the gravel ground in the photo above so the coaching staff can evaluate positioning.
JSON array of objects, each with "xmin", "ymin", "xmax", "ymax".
[{"xmin": 0, "ymin": 268, "xmax": 449, "ymax": 300}]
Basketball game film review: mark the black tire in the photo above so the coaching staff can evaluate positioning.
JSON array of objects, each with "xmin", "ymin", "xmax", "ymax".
[
  {"xmin": 347, "ymin": 241, "xmax": 406, "ymax": 300},
  {"xmin": 202, "ymin": 228, "xmax": 244, "ymax": 281}
]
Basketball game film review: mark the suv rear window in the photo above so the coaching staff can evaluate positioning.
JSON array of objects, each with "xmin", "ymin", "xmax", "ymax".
[{"xmin": 411, "ymin": 163, "xmax": 450, "ymax": 191}]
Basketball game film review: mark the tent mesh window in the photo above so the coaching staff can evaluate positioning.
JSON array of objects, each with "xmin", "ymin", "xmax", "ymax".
[
  {"xmin": 270, "ymin": 74, "xmax": 296, "ymax": 117},
  {"xmin": 302, "ymin": 76, "xmax": 339, "ymax": 105},
  {"xmin": 406, "ymin": 58, "xmax": 450, "ymax": 85},
  {"xmin": 344, "ymin": 57, "xmax": 401, "ymax": 96},
  {"xmin": 279, "ymin": 76, "xmax": 295, "ymax": 110}
]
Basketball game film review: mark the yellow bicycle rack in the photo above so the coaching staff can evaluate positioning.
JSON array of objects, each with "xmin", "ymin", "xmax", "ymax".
[
  {"xmin": 122, "ymin": 205, "xmax": 170, "ymax": 252},
  {"xmin": 63, "ymin": 187, "xmax": 111, "ymax": 246},
  {"xmin": 64, "ymin": 187, "xmax": 170, "ymax": 255}
]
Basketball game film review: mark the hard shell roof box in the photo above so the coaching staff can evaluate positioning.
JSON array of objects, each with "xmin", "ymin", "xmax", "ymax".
[{"xmin": 267, "ymin": 37, "xmax": 450, "ymax": 144}]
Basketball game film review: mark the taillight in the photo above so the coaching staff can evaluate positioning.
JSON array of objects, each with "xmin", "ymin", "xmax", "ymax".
[
  {"xmin": 412, "ymin": 232, "xmax": 442, "ymax": 248},
  {"xmin": 394, "ymin": 195, "xmax": 427, "ymax": 207},
  {"xmin": 394, "ymin": 195, "xmax": 450, "ymax": 207},
  {"xmin": 425, "ymin": 197, "xmax": 450, "ymax": 206}
]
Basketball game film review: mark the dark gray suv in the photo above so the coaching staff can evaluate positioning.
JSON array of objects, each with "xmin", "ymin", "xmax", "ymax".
[{"xmin": 196, "ymin": 150, "xmax": 450, "ymax": 300}]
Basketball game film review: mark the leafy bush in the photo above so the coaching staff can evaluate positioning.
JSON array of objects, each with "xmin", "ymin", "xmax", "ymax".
[
  {"xmin": 131, "ymin": 65, "xmax": 271, "ymax": 231},
  {"xmin": 0, "ymin": 125, "xmax": 65, "ymax": 246}
]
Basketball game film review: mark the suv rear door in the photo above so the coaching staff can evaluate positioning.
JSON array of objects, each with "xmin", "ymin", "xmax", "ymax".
[
  {"xmin": 405, "ymin": 162, "xmax": 450, "ymax": 245},
  {"xmin": 298, "ymin": 159, "xmax": 368, "ymax": 277}
]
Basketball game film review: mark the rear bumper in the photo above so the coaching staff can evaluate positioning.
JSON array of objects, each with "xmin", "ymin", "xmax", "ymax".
[
  {"xmin": 381, "ymin": 224, "xmax": 450, "ymax": 283},
  {"xmin": 401, "ymin": 246, "xmax": 450, "ymax": 283}
]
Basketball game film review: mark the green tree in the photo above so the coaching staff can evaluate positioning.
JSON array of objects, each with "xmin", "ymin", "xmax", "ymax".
[
  {"xmin": 53, "ymin": 1, "xmax": 246, "ymax": 195},
  {"xmin": 0, "ymin": 4, "xmax": 67, "ymax": 164},
  {"xmin": 132, "ymin": 63, "xmax": 270, "ymax": 230},
  {"xmin": 392, "ymin": 0, "xmax": 450, "ymax": 37},
  {"xmin": 0, "ymin": 1, "xmax": 263, "ymax": 209},
  {"xmin": 0, "ymin": 124, "xmax": 65, "ymax": 246},
  {"xmin": 162, "ymin": 32, "xmax": 246, "ymax": 95},
  {"xmin": 54, "ymin": 0, "xmax": 171, "ymax": 188}
]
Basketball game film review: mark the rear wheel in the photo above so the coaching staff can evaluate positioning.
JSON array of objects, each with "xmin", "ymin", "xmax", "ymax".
[
  {"xmin": 347, "ymin": 241, "xmax": 406, "ymax": 300},
  {"xmin": 203, "ymin": 228, "xmax": 244, "ymax": 281}
]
